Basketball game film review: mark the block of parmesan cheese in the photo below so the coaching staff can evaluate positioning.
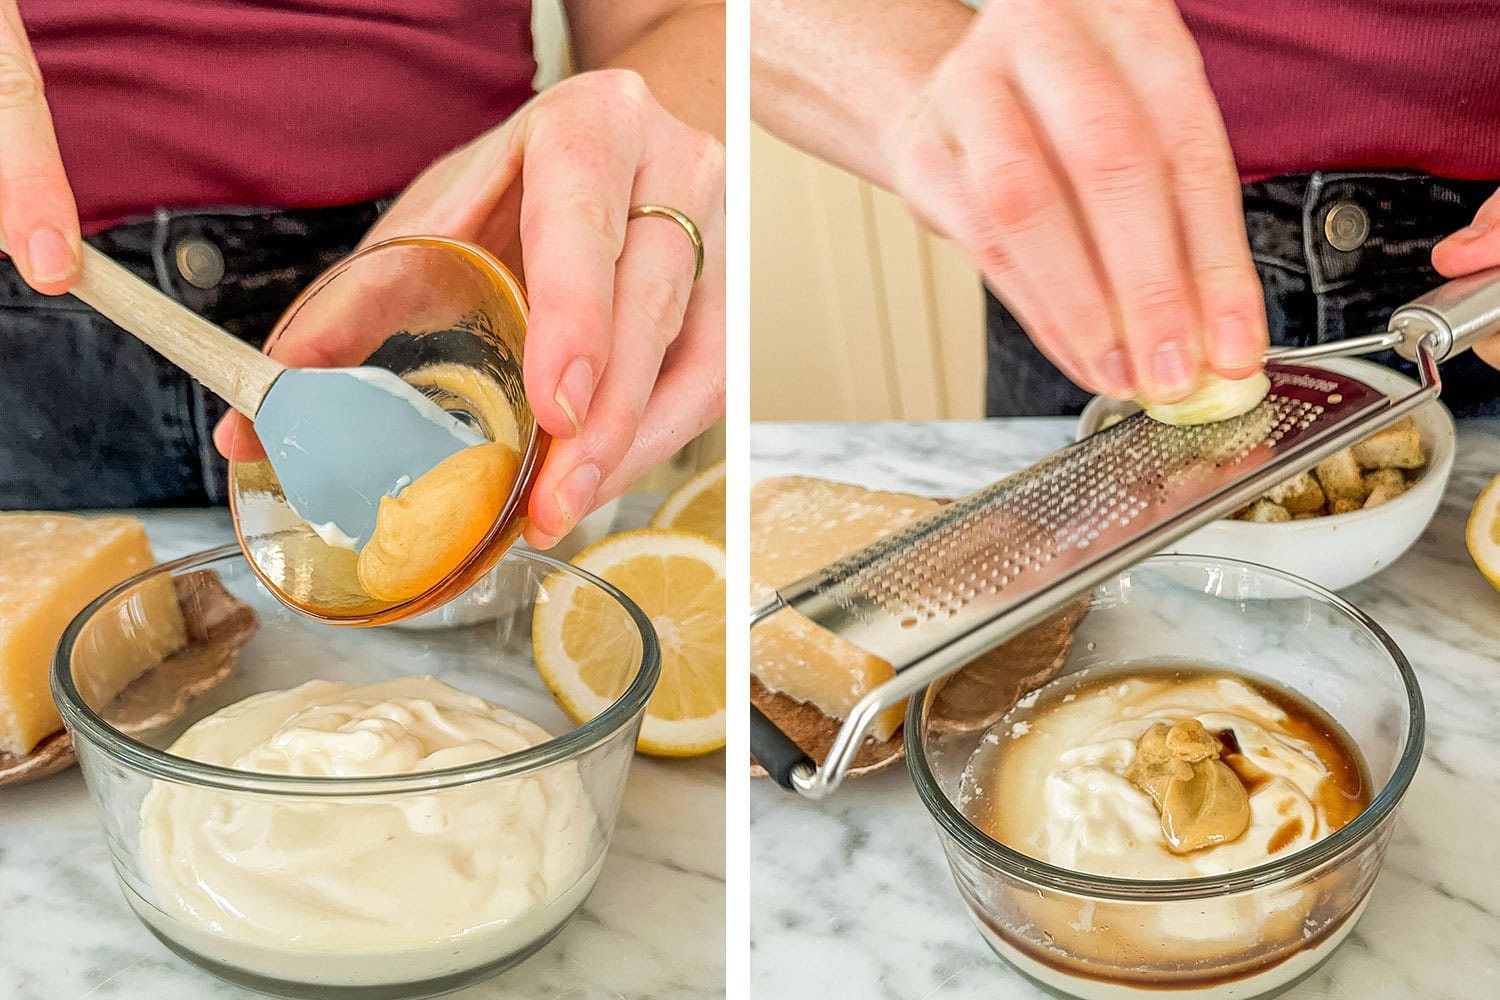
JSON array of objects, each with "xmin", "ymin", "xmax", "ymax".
[
  {"xmin": 0, "ymin": 514, "xmax": 184, "ymax": 757},
  {"xmin": 751, "ymin": 477, "xmax": 940, "ymax": 741}
]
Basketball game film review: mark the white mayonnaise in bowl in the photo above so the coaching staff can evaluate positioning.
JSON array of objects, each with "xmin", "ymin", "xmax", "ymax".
[
  {"xmin": 908, "ymin": 555, "xmax": 1423, "ymax": 1000},
  {"xmin": 52, "ymin": 544, "xmax": 658, "ymax": 999}
]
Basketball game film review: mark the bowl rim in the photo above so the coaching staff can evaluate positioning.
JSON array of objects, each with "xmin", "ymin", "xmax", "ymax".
[
  {"xmin": 905, "ymin": 553, "xmax": 1425, "ymax": 901},
  {"xmin": 51, "ymin": 544, "xmax": 661, "ymax": 796},
  {"xmin": 1076, "ymin": 358, "xmax": 1458, "ymax": 533}
]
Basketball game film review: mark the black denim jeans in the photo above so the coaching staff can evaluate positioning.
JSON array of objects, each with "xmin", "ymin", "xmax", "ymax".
[
  {"xmin": 986, "ymin": 172, "xmax": 1500, "ymax": 419},
  {"xmin": 0, "ymin": 201, "xmax": 390, "ymax": 509}
]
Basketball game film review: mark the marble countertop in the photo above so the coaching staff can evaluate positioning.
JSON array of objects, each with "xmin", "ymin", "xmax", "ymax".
[
  {"xmin": 0, "ymin": 499, "xmax": 725, "ymax": 1000},
  {"xmin": 751, "ymin": 417, "xmax": 1500, "ymax": 1000}
]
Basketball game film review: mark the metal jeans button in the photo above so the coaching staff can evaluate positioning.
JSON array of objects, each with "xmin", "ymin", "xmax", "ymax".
[
  {"xmin": 175, "ymin": 237, "xmax": 225, "ymax": 289},
  {"xmin": 1323, "ymin": 201, "xmax": 1370, "ymax": 252}
]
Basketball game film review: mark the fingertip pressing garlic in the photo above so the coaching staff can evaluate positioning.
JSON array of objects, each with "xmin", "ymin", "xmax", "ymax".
[{"xmin": 356, "ymin": 442, "xmax": 521, "ymax": 603}]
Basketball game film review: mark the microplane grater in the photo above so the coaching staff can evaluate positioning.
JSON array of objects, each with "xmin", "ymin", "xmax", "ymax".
[{"xmin": 751, "ymin": 265, "xmax": 1500, "ymax": 798}]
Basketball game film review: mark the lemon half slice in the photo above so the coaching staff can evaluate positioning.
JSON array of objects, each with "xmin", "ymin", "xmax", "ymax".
[
  {"xmin": 1467, "ymin": 473, "xmax": 1500, "ymax": 593},
  {"xmin": 534, "ymin": 529, "xmax": 726, "ymax": 756},
  {"xmin": 650, "ymin": 459, "xmax": 726, "ymax": 542}
]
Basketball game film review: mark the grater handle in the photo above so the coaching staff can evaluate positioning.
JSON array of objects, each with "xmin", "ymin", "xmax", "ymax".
[
  {"xmin": 751, "ymin": 704, "xmax": 815, "ymax": 789},
  {"xmin": 1392, "ymin": 264, "xmax": 1500, "ymax": 364},
  {"xmin": 750, "ymin": 593, "xmax": 819, "ymax": 789}
]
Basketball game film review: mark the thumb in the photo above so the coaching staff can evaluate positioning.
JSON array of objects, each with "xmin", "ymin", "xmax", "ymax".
[
  {"xmin": 1432, "ymin": 187, "xmax": 1500, "ymax": 279},
  {"xmin": 1476, "ymin": 336, "xmax": 1500, "ymax": 372}
]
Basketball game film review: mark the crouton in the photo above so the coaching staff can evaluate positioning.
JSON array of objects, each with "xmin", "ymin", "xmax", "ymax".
[
  {"xmin": 1363, "ymin": 468, "xmax": 1408, "ymax": 508},
  {"xmin": 1225, "ymin": 418, "xmax": 1426, "ymax": 524},
  {"xmin": 1314, "ymin": 449, "xmax": 1366, "ymax": 502},
  {"xmin": 1243, "ymin": 499, "xmax": 1291, "ymax": 523},
  {"xmin": 1352, "ymin": 420, "xmax": 1424, "ymax": 470},
  {"xmin": 1265, "ymin": 472, "xmax": 1326, "ymax": 515}
]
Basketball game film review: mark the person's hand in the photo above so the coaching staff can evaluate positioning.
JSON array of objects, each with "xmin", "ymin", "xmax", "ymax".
[
  {"xmin": 881, "ymin": 0, "xmax": 1267, "ymax": 405},
  {"xmin": 0, "ymin": 1, "xmax": 81, "ymax": 293},
  {"xmin": 214, "ymin": 69, "xmax": 725, "ymax": 549},
  {"xmin": 1431, "ymin": 185, "xmax": 1500, "ymax": 371}
]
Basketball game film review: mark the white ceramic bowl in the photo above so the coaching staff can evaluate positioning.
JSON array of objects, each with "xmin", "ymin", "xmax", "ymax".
[{"xmin": 1075, "ymin": 358, "xmax": 1456, "ymax": 591}]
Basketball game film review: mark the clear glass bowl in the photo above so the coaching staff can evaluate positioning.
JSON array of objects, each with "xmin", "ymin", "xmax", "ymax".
[
  {"xmin": 230, "ymin": 236, "xmax": 548, "ymax": 625},
  {"xmin": 909, "ymin": 555, "xmax": 1423, "ymax": 1000},
  {"xmin": 51, "ymin": 545, "xmax": 658, "ymax": 1000}
]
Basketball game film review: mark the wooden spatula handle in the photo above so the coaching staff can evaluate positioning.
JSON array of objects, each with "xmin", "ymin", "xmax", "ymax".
[{"xmin": 0, "ymin": 235, "xmax": 284, "ymax": 416}]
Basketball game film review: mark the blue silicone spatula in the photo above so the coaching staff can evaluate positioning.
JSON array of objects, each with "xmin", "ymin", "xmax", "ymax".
[{"xmin": 7, "ymin": 237, "xmax": 480, "ymax": 547}]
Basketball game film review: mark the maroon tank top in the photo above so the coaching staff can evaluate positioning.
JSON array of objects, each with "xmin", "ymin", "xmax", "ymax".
[
  {"xmin": 1178, "ymin": 0, "xmax": 1500, "ymax": 181},
  {"xmin": 17, "ymin": 0, "xmax": 536, "ymax": 230}
]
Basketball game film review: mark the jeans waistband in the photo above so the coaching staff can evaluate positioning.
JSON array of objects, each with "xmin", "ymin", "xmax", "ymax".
[
  {"xmin": 1242, "ymin": 171, "xmax": 1494, "ymax": 295},
  {"xmin": 0, "ymin": 198, "xmax": 392, "ymax": 342}
]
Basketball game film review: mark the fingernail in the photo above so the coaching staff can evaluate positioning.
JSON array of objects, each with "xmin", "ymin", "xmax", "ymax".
[
  {"xmin": 1099, "ymin": 350, "xmax": 1134, "ymax": 398},
  {"xmin": 1208, "ymin": 314, "xmax": 1263, "ymax": 371},
  {"xmin": 1152, "ymin": 340, "xmax": 1193, "ymax": 395},
  {"xmin": 554, "ymin": 358, "xmax": 594, "ymax": 434},
  {"xmin": 554, "ymin": 462, "xmax": 601, "ymax": 528},
  {"xmin": 28, "ymin": 227, "xmax": 76, "ymax": 284}
]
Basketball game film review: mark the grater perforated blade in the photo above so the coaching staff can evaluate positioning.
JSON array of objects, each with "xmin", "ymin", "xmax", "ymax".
[
  {"xmin": 750, "ymin": 264, "xmax": 1500, "ymax": 799},
  {"xmin": 773, "ymin": 363, "xmax": 1387, "ymax": 664}
]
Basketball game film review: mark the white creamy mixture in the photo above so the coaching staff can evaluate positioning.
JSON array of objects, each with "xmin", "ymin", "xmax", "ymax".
[
  {"xmin": 961, "ymin": 670, "xmax": 1371, "ymax": 973},
  {"xmin": 978, "ymin": 673, "xmax": 1333, "ymax": 881},
  {"xmin": 307, "ymin": 518, "xmax": 360, "ymax": 551},
  {"xmin": 137, "ymin": 677, "xmax": 597, "ymax": 986}
]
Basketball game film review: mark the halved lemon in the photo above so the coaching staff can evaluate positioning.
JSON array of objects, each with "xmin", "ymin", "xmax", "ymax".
[
  {"xmin": 649, "ymin": 459, "xmax": 726, "ymax": 542},
  {"xmin": 533, "ymin": 529, "xmax": 725, "ymax": 756},
  {"xmin": 1467, "ymin": 473, "xmax": 1500, "ymax": 593}
]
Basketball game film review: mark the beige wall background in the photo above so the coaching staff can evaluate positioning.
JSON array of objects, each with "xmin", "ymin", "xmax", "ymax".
[
  {"xmin": 531, "ymin": 2, "xmax": 572, "ymax": 88},
  {"xmin": 750, "ymin": 126, "xmax": 986, "ymax": 422}
]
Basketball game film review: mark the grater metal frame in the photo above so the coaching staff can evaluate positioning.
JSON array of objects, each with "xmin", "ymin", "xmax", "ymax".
[{"xmin": 752, "ymin": 266, "xmax": 1500, "ymax": 799}]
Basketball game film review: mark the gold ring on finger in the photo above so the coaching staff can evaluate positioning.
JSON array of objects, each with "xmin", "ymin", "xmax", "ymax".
[{"xmin": 627, "ymin": 204, "xmax": 705, "ymax": 282}]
